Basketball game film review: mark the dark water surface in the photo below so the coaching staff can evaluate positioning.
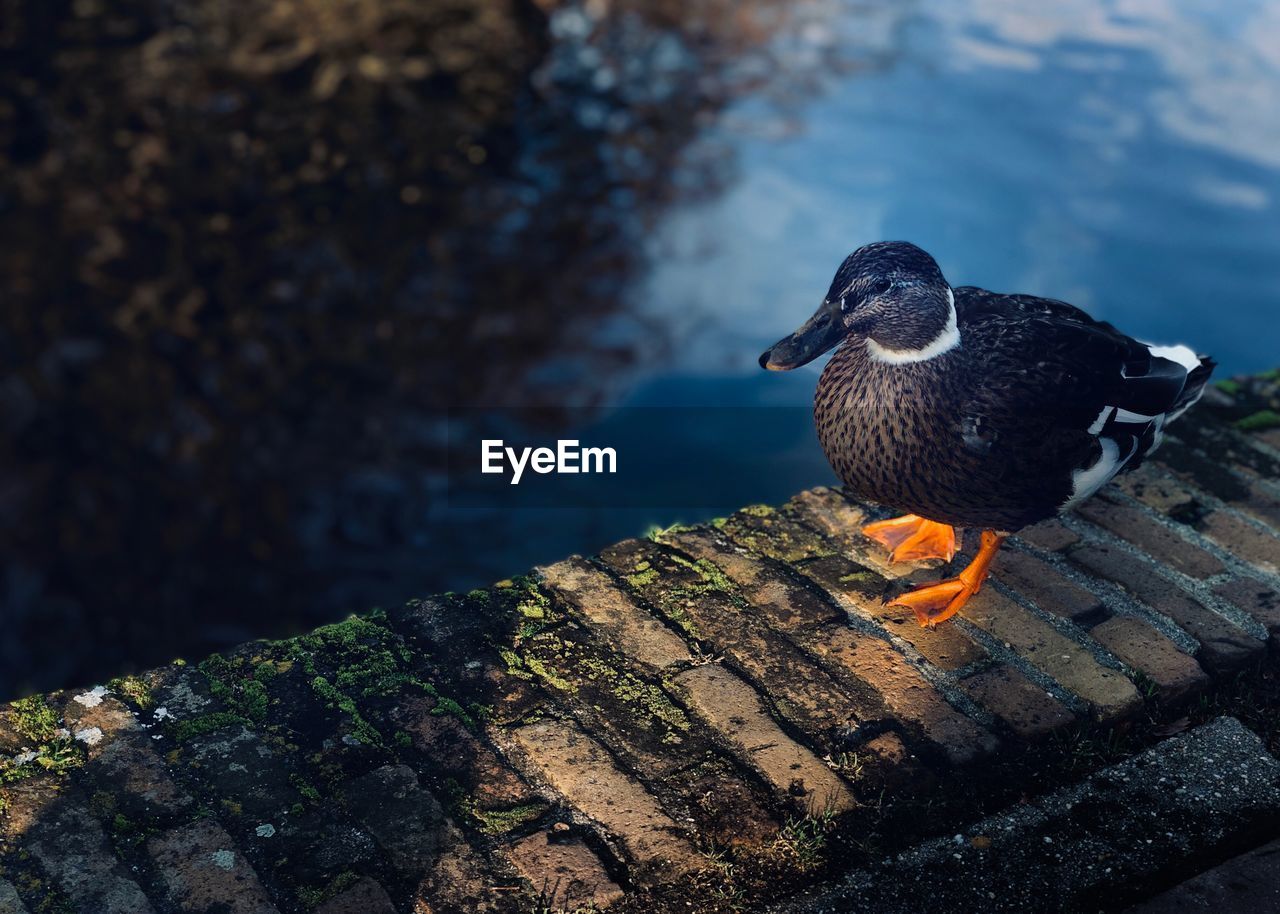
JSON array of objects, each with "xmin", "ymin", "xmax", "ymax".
[{"xmin": 3, "ymin": 0, "xmax": 1279, "ymax": 696}]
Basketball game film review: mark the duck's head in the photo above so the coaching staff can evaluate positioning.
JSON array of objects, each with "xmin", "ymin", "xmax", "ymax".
[{"xmin": 759, "ymin": 241, "xmax": 956, "ymax": 370}]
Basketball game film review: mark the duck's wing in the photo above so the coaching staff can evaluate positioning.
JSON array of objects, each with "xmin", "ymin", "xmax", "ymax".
[{"xmin": 954, "ymin": 287, "xmax": 1214, "ymax": 515}]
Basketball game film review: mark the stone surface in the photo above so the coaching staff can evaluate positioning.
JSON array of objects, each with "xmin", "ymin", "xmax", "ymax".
[
  {"xmin": 148, "ymin": 820, "xmax": 278, "ymax": 914},
  {"xmin": 506, "ymin": 830, "xmax": 625, "ymax": 909},
  {"xmin": 1126, "ymin": 837, "xmax": 1280, "ymax": 913},
  {"xmin": 510, "ymin": 719, "xmax": 699, "ymax": 877},
  {"xmin": 338, "ymin": 765, "xmax": 450, "ymax": 876},
  {"xmin": 1077, "ymin": 496, "xmax": 1226, "ymax": 578},
  {"xmin": 1090, "ymin": 615, "xmax": 1210, "ymax": 704},
  {"xmin": 0, "ymin": 881, "xmax": 28, "ymax": 914},
  {"xmin": 993, "ymin": 549, "xmax": 1105, "ymax": 623},
  {"xmin": 1214, "ymin": 577, "xmax": 1280, "ymax": 639},
  {"xmin": 665, "ymin": 528, "xmax": 844, "ymax": 631},
  {"xmin": 1069, "ymin": 543, "xmax": 1264, "ymax": 673},
  {"xmin": 600, "ymin": 539, "xmax": 880, "ymax": 742},
  {"xmin": 788, "ymin": 717, "xmax": 1280, "ymax": 914},
  {"xmin": 673, "ymin": 663, "xmax": 857, "ymax": 813},
  {"xmin": 796, "ymin": 551, "xmax": 987, "ymax": 671},
  {"xmin": 1198, "ymin": 509, "xmax": 1280, "ymax": 574},
  {"xmin": 20, "ymin": 789, "xmax": 157, "ymax": 914},
  {"xmin": 961, "ymin": 590, "xmax": 1142, "ymax": 722},
  {"xmin": 313, "ymin": 878, "xmax": 398, "ymax": 914},
  {"xmin": 539, "ymin": 557, "xmax": 691, "ymax": 671},
  {"xmin": 957, "ymin": 664, "xmax": 1076, "ymax": 739},
  {"xmin": 803, "ymin": 626, "xmax": 999, "ymax": 764},
  {"xmin": 1015, "ymin": 519, "xmax": 1081, "ymax": 552}
]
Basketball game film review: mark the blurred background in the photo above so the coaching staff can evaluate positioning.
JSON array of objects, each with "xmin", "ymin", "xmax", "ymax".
[{"xmin": 2, "ymin": 0, "xmax": 1279, "ymax": 698}]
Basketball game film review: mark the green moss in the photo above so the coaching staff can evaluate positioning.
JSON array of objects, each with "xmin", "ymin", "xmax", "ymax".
[
  {"xmin": 297, "ymin": 870, "xmax": 360, "ymax": 909},
  {"xmin": 311, "ymin": 675, "xmax": 384, "ymax": 747},
  {"xmin": 667, "ymin": 553, "xmax": 735, "ymax": 594},
  {"xmin": 107, "ymin": 675, "xmax": 154, "ymax": 710},
  {"xmin": 1236, "ymin": 409, "xmax": 1280, "ymax": 432},
  {"xmin": 627, "ymin": 567, "xmax": 659, "ymax": 587},
  {"xmin": 739, "ymin": 504, "xmax": 776, "ymax": 518},
  {"xmin": 11, "ymin": 694, "xmax": 59, "ymax": 744},
  {"xmin": 469, "ymin": 801, "xmax": 547, "ymax": 836},
  {"xmin": 290, "ymin": 773, "xmax": 323, "ymax": 803},
  {"xmin": 1214, "ymin": 379, "xmax": 1242, "ymax": 396},
  {"xmin": 578, "ymin": 657, "xmax": 689, "ymax": 735},
  {"xmin": 523, "ymin": 657, "xmax": 576, "ymax": 692},
  {"xmin": 498, "ymin": 646, "xmax": 534, "ymax": 680},
  {"xmin": 393, "ymin": 729, "xmax": 413, "ymax": 748},
  {"xmin": 837, "ymin": 571, "xmax": 875, "ymax": 585},
  {"xmin": 171, "ymin": 711, "xmax": 247, "ymax": 743},
  {"xmin": 430, "ymin": 696, "xmax": 477, "ymax": 729},
  {"xmin": 198, "ymin": 653, "xmax": 269, "ymax": 724},
  {"xmin": 1, "ymin": 696, "xmax": 85, "ymax": 783}
]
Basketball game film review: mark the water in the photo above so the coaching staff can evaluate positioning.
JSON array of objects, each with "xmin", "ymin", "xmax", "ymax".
[{"xmin": 3, "ymin": 0, "xmax": 1279, "ymax": 696}]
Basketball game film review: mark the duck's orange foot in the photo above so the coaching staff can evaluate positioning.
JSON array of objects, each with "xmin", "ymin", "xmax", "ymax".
[
  {"xmin": 887, "ymin": 530, "xmax": 1008, "ymax": 628},
  {"xmin": 890, "ymin": 578, "xmax": 977, "ymax": 627},
  {"xmin": 861, "ymin": 514, "xmax": 958, "ymax": 564}
]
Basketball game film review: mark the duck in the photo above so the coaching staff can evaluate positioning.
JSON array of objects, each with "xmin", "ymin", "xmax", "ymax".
[{"xmin": 759, "ymin": 241, "xmax": 1214, "ymax": 627}]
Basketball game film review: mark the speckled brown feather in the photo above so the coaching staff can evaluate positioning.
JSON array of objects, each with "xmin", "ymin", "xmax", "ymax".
[{"xmin": 814, "ymin": 286, "xmax": 1210, "ymax": 531}]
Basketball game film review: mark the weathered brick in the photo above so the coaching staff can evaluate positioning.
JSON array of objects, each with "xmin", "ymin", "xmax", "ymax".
[
  {"xmin": 1077, "ymin": 497, "xmax": 1226, "ymax": 579},
  {"xmin": 1213, "ymin": 577, "xmax": 1280, "ymax": 640},
  {"xmin": 510, "ymin": 720, "xmax": 699, "ymax": 878},
  {"xmin": 784, "ymin": 491, "xmax": 934, "ymax": 582},
  {"xmin": 1257, "ymin": 427, "xmax": 1280, "ymax": 450},
  {"xmin": 1198, "ymin": 509, "xmax": 1280, "ymax": 574},
  {"xmin": 53, "ymin": 689, "xmax": 195, "ymax": 822},
  {"xmin": 1113, "ymin": 465, "xmax": 1198, "ymax": 515},
  {"xmin": 1089, "ymin": 616, "xmax": 1209, "ymax": 705},
  {"xmin": 600, "ymin": 539, "xmax": 881, "ymax": 743},
  {"xmin": 673, "ymin": 663, "xmax": 857, "ymax": 814},
  {"xmin": 1156, "ymin": 449, "xmax": 1280, "ymax": 531},
  {"xmin": 961, "ymin": 590, "xmax": 1142, "ymax": 722},
  {"xmin": 663, "ymin": 528, "xmax": 844, "ymax": 631},
  {"xmin": 92, "ymin": 733, "xmax": 195, "ymax": 820},
  {"xmin": 60, "ymin": 689, "xmax": 137, "ymax": 759},
  {"xmin": 802, "ymin": 627, "xmax": 999, "ymax": 764},
  {"xmin": 313, "ymin": 878, "xmax": 397, "ymax": 914},
  {"xmin": 338, "ymin": 765, "xmax": 451, "ymax": 876},
  {"xmin": 391, "ymin": 693, "xmax": 539, "ymax": 815},
  {"xmin": 720, "ymin": 502, "xmax": 839, "ymax": 564},
  {"xmin": 506, "ymin": 830, "xmax": 625, "ymax": 909},
  {"xmin": 0, "ymin": 880, "xmax": 28, "ymax": 914},
  {"xmin": 1069, "ymin": 543, "xmax": 1264, "ymax": 673},
  {"xmin": 856, "ymin": 731, "xmax": 933, "ymax": 793},
  {"xmin": 148, "ymin": 820, "xmax": 278, "ymax": 914},
  {"xmin": 993, "ymin": 549, "xmax": 1105, "ymax": 624},
  {"xmin": 1015, "ymin": 518, "xmax": 1081, "ymax": 552},
  {"xmin": 539, "ymin": 557, "xmax": 691, "ymax": 672},
  {"xmin": 798, "ymin": 552, "xmax": 986, "ymax": 671},
  {"xmin": 340, "ymin": 765, "xmax": 499, "ymax": 911},
  {"xmin": 957, "ymin": 665, "xmax": 1076, "ymax": 739},
  {"xmin": 788, "ymin": 488, "xmax": 869, "ymax": 537},
  {"xmin": 13, "ymin": 785, "xmax": 157, "ymax": 914},
  {"xmin": 183, "ymin": 726, "xmax": 295, "ymax": 821}
]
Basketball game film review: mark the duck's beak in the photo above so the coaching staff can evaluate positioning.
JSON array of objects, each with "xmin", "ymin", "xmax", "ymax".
[{"xmin": 759, "ymin": 299, "xmax": 845, "ymax": 371}]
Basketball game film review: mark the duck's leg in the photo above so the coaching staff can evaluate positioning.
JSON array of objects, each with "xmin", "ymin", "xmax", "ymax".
[
  {"xmin": 889, "ymin": 530, "xmax": 1007, "ymax": 627},
  {"xmin": 861, "ymin": 514, "xmax": 958, "ymax": 563}
]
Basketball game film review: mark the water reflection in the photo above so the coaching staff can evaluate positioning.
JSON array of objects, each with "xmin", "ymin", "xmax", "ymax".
[{"xmin": 0, "ymin": 0, "xmax": 866, "ymax": 695}]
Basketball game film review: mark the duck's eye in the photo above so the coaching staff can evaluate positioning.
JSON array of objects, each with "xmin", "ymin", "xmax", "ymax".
[{"xmin": 869, "ymin": 279, "xmax": 893, "ymax": 296}]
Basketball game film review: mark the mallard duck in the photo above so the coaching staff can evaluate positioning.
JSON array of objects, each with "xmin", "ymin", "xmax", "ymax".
[{"xmin": 760, "ymin": 241, "xmax": 1214, "ymax": 626}]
